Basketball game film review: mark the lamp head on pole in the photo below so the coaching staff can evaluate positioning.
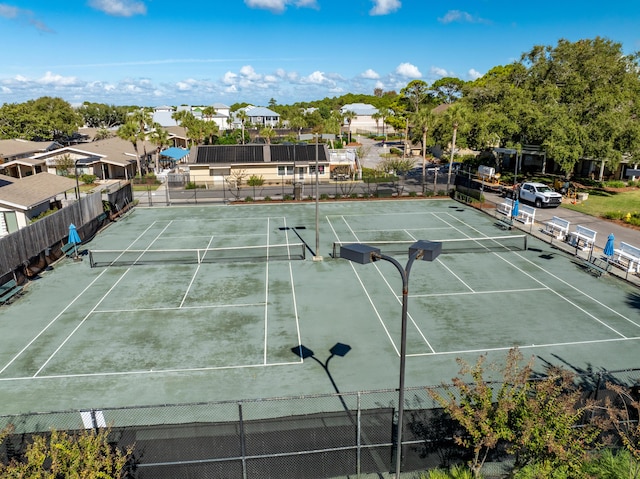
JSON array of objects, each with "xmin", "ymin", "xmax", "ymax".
[
  {"xmin": 409, "ymin": 240, "xmax": 442, "ymax": 262},
  {"xmin": 339, "ymin": 243, "xmax": 381, "ymax": 264}
]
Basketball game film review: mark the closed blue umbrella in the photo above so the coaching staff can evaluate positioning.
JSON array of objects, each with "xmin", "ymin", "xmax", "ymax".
[
  {"xmin": 68, "ymin": 224, "xmax": 81, "ymax": 258},
  {"xmin": 603, "ymin": 233, "xmax": 615, "ymax": 257},
  {"xmin": 511, "ymin": 199, "xmax": 519, "ymax": 220}
]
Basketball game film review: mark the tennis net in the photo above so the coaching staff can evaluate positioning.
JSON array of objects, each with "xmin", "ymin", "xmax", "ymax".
[
  {"xmin": 89, "ymin": 243, "xmax": 306, "ymax": 267},
  {"xmin": 332, "ymin": 234, "xmax": 527, "ymax": 258}
]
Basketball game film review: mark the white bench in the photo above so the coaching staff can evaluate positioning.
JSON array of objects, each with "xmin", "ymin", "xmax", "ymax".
[
  {"xmin": 610, "ymin": 242, "xmax": 640, "ymax": 273},
  {"xmin": 568, "ymin": 225, "xmax": 597, "ymax": 251},
  {"xmin": 543, "ymin": 216, "xmax": 570, "ymax": 240},
  {"xmin": 515, "ymin": 204, "xmax": 536, "ymax": 225},
  {"xmin": 496, "ymin": 198, "xmax": 513, "ymax": 216}
]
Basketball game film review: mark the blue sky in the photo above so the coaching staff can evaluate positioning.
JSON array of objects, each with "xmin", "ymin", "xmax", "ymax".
[{"xmin": 1, "ymin": 0, "xmax": 640, "ymax": 107}]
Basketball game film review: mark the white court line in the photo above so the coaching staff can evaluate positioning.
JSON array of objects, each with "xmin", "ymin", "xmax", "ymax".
[
  {"xmin": 33, "ymin": 271, "xmax": 131, "ymax": 377},
  {"xmin": 444, "ymin": 211, "xmax": 633, "ymax": 337},
  {"xmin": 436, "ymin": 260, "xmax": 475, "ymax": 292},
  {"xmin": 33, "ymin": 221, "xmax": 177, "ymax": 377},
  {"xmin": 335, "ymin": 215, "xmax": 437, "ymax": 355},
  {"xmin": 0, "ymin": 270, "xmax": 108, "ymax": 375},
  {"xmin": 408, "ymin": 336, "xmax": 640, "ymax": 358},
  {"xmin": 0, "ymin": 221, "xmax": 162, "ymax": 376},
  {"xmin": 94, "ymin": 303, "xmax": 267, "ymax": 313},
  {"xmin": 412, "ymin": 287, "xmax": 548, "ymax": 298},
  {"xmin": 179, "ymin": 235, "xmax": 215, "ymax": 308},
  {"xmin": 263, "ymin": 217, "xmax": 271, "ymax": 365},
  {"xmin": 0, "ymin": 360, "xmax": 305, "ymax": 382}
]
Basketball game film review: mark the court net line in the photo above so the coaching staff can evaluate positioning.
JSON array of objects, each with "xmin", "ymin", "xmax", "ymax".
[
  {"xmin": 331, "ymin": 234, "xmax": 527, "ymax": 258},
  {"xmin": 88, "ymin": 243, "xmax": 306, "ymax": 267}
]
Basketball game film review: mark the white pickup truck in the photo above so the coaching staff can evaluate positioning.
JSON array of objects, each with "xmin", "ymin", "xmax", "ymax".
[{"xmin": 518, "ymin": 182, "xmax": 562, "ymax": 208}]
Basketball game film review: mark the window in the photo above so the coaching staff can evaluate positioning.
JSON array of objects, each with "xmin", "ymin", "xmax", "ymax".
[
  {"xmin": 309, "ymin": 165, "xmax": 325, "ymax": 175},
  {"xmin": 278, "ymin": 166, "xmax": 294, "ymax": 176}
]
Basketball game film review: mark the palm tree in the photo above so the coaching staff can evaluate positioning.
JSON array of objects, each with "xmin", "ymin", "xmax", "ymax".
[
  {"xmin": 149, "ymin": 123, "xmax": 171, "ymax": 173},
  {"xmin": 260, "ymin": 126, "xmax": 275, "ymax": 144},
  {"xmin": 411, "ymin": 106, "xmax": 437, "ymax": 193},
  {"xmin": 237, "ymin": 110, "xmax": 249, "ymax": 144},
  {"xmin": 202, "ymin": 106, "xmax": 217, "ymax": 122},
  {"xmin": 378, "ymin": 107, "xmax": 390, "ymax": 141},
  {"xmin": 343, "ymin": 110, "xmax": 357, "ymax": 144},
  {"xmin": 372, "ymin": 111, "xmax": 382, "ymax": 136},
  {"xmin": 442, "ymin": 104, "xmax": 468, "ymax": 192},
  {"xmin": 117, "ymin": 121, "xmax": 144, "ymax": 177}
]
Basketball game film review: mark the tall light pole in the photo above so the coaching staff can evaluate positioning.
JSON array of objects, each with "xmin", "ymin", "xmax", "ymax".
[{"xmin": 340, "ymin": 240, "xmax": 442, "ymax": 478}]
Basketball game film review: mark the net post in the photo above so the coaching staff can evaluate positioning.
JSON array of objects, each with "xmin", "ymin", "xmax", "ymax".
[
  {"xmin": 332, "ymin": 242, "xmax": 338, "ymax": 258},
  {"xmin": 89, "ymin": 251, "xmax": 95, "ymax": 268},
  {"xmin": 524, "ymin": 235, "xmax": 528, "ymax": 251},
  {"xmin": 301, "ymin": 243, "xmax": 306, "ymax": 260}
]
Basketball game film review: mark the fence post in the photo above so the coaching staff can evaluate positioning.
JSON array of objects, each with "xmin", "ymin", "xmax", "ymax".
[
  {"xmin": 239, "ymin": 401, "xmax": 248, "ymax": 479},
  {"xmin": 357, "ymin": 392, "xmax": 361, "ymax": 477}
]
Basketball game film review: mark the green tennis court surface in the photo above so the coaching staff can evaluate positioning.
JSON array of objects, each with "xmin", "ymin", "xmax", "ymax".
[{"xmin": 0, "ymin": 199, "xmax": 638, "ymax": 417}]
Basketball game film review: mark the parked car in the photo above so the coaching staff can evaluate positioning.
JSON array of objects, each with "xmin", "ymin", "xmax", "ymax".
[
  {"xmin": 518, "ymin": 182, "xmax": 562, "ymax": 208},
  {"xmin": 438, "ymin": 162, "xmax": 462, "ymax": 174}
]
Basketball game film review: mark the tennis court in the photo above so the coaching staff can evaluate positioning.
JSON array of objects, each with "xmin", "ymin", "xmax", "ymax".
[{"xmin": 0, "ymin": 199, "xmax": 638, "ymax": 418}]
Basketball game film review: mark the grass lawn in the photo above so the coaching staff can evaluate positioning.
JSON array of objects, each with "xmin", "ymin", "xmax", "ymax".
[{"xmin": 562, "ymin": 188, "xmax": 640, "ymax": 219}]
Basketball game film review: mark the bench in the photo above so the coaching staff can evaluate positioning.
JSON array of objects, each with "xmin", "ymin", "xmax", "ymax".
[
  {"xmin": 495, "ymin": 216, "xmax": 513, "ymax": 230},
  {"xmin": 514, "ymin": 204, "xmax": 536, "ymax": 225},
  {"xmin": 542, "ymin": 216, "xmax": 570, "ymax": 241},
  {"xmin": 582, "ymin": 257, "xmax": 611, "ymax": 278},
  {"xmin": 496, "ymin": 198, "xmax": 513, "ymax": 216},
  {"xmin": 61, "ymin": 242, "xmax": 78, "ymax": 257},
  {"xmin": 0, "ymin": 279, "xmax": 23, "ymax": 304},
  {"xmin": 568, "ymin": 225, "xmax": 597, "ymax": 251},
  {"xmin": 610, "ymin": 242, "xmax": 640, "ymax": 273}
]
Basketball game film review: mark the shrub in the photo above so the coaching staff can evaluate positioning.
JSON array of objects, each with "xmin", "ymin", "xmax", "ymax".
[
  {"xmin": 245, "ymin": 196, "xmax": 253, "ymax": 202},
  {"xmin": 283, "ymin": 194, "xmax": 293, "ymax": 201},
  {"xmin": 604, "ymin": 180, "xmax": 627, "ymax": 189},
  {"xmin": 320, "ymin": 193, "xmax": 329, "ymax": 200},
  {"xmin": 409, "ymin": 191, "xmax": 418, "ymax": 197},
  {"xmin": 185, "ymin": 182, "xmax": 198, "ymax": 189},
  {"xmin": 603, "ymin": 211, "xmax": 625, "ymax": 220},
  {"xmin": 437, "ymin": 190, "xmax": 447, "ymax": 196},
  {"xmin": 335, "ymin": 194, "xmax": 342, "ymax": 200},
  {"xmin": 350, "ymin": 193, "xmax": 359, "ymax": 199},
  {"xmin": 264, "ymin": 196, "xmax": 272, "ymax": 201},
  {"xmin": 80, "ymin": 173, "xmax": 97, "ymax": 184}
]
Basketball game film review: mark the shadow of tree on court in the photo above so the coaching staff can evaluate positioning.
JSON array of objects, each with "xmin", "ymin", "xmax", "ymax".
[
  {"xmin": 626, "ymin": 290, "xmax": 640, "ymax": 310},
  {"xmin": 534, "ymin": 353, "xmax": 638, "ymax": 401}
]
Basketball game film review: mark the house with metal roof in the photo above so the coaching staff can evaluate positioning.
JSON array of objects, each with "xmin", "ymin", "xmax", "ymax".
[
  {"xmin": 234, "ymin": 106, "xmax": 280, "ymax": 128},
  {"xmin": 186, "ymin": 143, "xmax": 330, "ymax": 187}
]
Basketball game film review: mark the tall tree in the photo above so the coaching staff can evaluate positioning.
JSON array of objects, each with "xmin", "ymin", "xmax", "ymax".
[
  {"xmin": 411, "ymin": 106, "xmax": 437, "ymax": 192},
  {"xmin": 117, "ymin": 121, "xmax": 145, "ymax": 176},
  {"xmin": 237, "ymin": 110, "xmax": 249, "ymax": 144},
  {"xmin": 343, "ymin": 110, "xmax": 357, "ymax": 143},
  {"xmin": 149, "ymin": 123, "xmax": 171, "ymax": 173},
  {"xmin": 400, "ymin": 79, "xmax": 431, "ymax": 113},
  {"xmin": 431, "ymin": 77, "xmax": 466, "ymax": 104}
]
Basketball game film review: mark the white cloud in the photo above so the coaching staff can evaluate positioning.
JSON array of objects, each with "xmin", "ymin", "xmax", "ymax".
[
  {"xmin": 468, "ymin": 68, "xmax": 482, "ymax": 80},
  {"xmin": 370, "ymin": 0, "xmax": 401, "ymax": 16},
  {"xmin": 361, "ymin": 69, "xmax": 380, "ymax": 79},
  {"xmin": 38, "ymin": 71, "xmax": 78, "ymax": 86},
  {"xmin": 395, "ymin": 62, "xmax": 422, "ymax": 78},
  {"xmin": 240, "ymin": 65, "xmax": 262, "ymax": 81},
  {"xmin": 438, "ymin": 10, "xmax": 489, "ymax": 24},
  {"xmin": 244, "ymin": 0, "xmax": 318, "ymax": 13},
  {"xmin": 301, "ymin": 71, "xmax": 332, "ymax": 85},
  {"xmin": 430, "ymin": 66, "xmax": 449, "ymax": 77},
  {"xmin": 88, "ymin": 0, "xmax": 147, "ymax": 17},
  {"xmin": 223, "ymin": 71, "xmax": 238, "ymax": 84}
]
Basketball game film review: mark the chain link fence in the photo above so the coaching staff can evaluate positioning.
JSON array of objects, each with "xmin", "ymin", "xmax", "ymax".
[{"xmin": 1, "ymin": 368, "xmax": 638, "ymax": 478}]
